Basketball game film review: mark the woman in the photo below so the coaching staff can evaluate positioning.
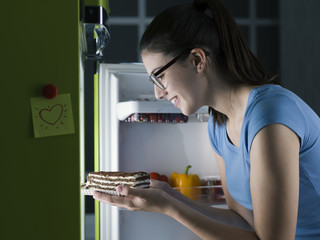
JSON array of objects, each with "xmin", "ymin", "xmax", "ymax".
[{"xmin": 93, "ymin": 0, "xmax": 320, "ymax": 239}]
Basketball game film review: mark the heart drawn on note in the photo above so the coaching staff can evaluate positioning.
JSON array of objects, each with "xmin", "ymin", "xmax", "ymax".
[{"xmin": 39, "ymin": 104, "xmax": 63, "ymax": 125}]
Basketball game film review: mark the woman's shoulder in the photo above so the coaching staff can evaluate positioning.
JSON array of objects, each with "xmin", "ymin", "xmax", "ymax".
[
  {"xmin": 250, "ymin": 84, "xmax": 296, "ymax": 103},
  {"xmin": 243, "ymin": 84, "xmax": 311, "ymax": 152},
  {"xmin": 246, "ymin": 84, "xmax": 306, "ymax": 120}
]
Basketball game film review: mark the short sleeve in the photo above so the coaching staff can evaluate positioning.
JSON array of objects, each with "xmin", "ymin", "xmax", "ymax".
[{"xmin": 244, "ymin": 93, "xmax": 307, "ymax": 154}]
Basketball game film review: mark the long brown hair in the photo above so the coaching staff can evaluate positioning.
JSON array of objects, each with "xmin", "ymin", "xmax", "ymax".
[{"xmin": 140, "ymin": 0, "xmax": 277, "ymax": 125}]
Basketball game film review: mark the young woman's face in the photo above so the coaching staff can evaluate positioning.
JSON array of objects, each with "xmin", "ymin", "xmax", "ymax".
[{"xmin": 142, "ymin": 50, "xmax": 207, "ymax": 116}]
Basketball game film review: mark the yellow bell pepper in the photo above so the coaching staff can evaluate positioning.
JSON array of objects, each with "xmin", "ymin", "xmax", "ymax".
[{"xmin": 170, "ymin": 165, "xmax": 201, "ymax": 200}]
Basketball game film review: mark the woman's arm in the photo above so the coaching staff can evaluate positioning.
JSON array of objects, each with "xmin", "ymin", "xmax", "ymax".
[
  {"xmin": 250, "ymin": 123, "xmax": 300, "ymax": 240},
  {"xmin": 166, "ymin": 194, "xmax": 259, "ymax": 240},
  {"xmin": 93, "ymin": 162, "xmax": 258, "ymax": 239},
  {"xmin": 156, "ymin": 150, "xmax": 254, "ymax": 231},
  {"xmin": 153, "ymin": 178, "xmax": 254, "ymax": 231},
  {"xmin": 213, "ymin": 151, "xmax": 255, "ymax": 229},
  {"xmin": 93, "ymin": 182, "xmax": 259, "ymax": 240}
]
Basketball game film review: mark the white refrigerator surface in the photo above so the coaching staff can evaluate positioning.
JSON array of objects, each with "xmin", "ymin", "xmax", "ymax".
[{"xmin": 98, "ymin": 63, "xmax": 219, "ymax": 240}]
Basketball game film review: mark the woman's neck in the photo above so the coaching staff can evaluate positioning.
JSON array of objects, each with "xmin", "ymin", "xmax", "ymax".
[{"xmin": 206, "ymin": 70, "xmax": 254, "ymax": 122}]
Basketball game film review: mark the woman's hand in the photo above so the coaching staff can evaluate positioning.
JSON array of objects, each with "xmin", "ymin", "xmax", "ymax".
[
  {"xmin": 150, "ymin": 179, "xmax": 172, "ymax": 193},
  {"xmin": 92, "ymin": 179, "xmax": 172, "ymax": 213}
]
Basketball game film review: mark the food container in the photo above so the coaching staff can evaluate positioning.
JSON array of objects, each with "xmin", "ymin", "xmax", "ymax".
[
  {"xmin": 201, "ymin": 176, "xmax": 225, "ymax": 204},
  {"xmin": 173, "ymin": 177, "xmax": 226, "ymax": 205},
  {"xmin": 124, "ymin": 113, "xmax": 188, "ymax": 123}
]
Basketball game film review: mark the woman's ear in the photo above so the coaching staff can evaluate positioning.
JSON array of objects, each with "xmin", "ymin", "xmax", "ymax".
[{"xmin": 191, "ymin": 48, "xmax": 207, "ymax": 73}]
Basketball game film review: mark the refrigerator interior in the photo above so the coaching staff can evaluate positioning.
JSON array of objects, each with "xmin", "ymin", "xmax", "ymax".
[{"xmin": 98, "ymin": 63, "xmax": 219, "ymax": 240}]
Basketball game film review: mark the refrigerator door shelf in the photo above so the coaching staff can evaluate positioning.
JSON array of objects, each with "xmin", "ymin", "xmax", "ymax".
[{"xmin": 117, "ymin": 100, "xmax": 208, "ymax": 121}]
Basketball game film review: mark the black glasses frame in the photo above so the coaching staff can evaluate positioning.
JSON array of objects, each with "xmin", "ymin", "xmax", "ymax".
[{"xmin": 149, "ymin": 51, "xmax": 189, "ymax": 90}]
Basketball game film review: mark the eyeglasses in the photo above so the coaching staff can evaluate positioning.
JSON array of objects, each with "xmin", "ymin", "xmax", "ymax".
[{"xmin": 149, "ymin": 51, "xmax": 189, "ymax": 90}]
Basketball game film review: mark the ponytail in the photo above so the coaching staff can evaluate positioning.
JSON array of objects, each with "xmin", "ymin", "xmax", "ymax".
[
  {"xmin": 194, "ymin": 0, "xmax": 276, "ymax": 84},
  {"xmin": 194, "ymin": 0, "xmax": 277, "ymax": 125}
]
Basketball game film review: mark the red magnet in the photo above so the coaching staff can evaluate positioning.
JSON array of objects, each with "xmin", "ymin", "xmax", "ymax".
[{"xmin": 42, "ymin": 84, "xmax": 58, "ymax": 99}]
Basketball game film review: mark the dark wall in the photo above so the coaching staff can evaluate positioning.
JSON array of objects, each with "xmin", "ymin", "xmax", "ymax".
[
  {"xmin": 280, "ymin": 0, "xmax": 320, "ymax": 115},
  {"xmin": 102, "ymin": 0, "xmax": 279, "ymax": 74}
]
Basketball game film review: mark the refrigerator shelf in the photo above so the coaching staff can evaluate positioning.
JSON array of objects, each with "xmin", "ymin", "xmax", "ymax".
[
  {"xmin": 117, "ymin": 100, "xmax": 208, "ymax": 121},
  {"xmin": 173, "ymin": 185, "xmax": 226, "ymax": 205},
  {"xmin": 123, "ymin": 113, "xmax": 189, "ymax": 123},
  {"xmin": 113, "ymin": 185, "xmax": 226, "ymax": 210}
]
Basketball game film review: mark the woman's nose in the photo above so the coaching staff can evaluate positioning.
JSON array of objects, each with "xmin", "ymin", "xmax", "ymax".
[{"xmin": 154, "ymin": 85, "xmax": 167, "ymax": 100}]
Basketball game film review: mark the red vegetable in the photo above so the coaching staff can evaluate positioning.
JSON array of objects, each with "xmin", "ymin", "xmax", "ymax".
[
  {"xmin": 150, "ymin": 172, "xmax": 160, "ymax": 180},
  {"xmin": 150, "ymin": 172, "xmax": 169, "ymax": 182},
  {"xmin": 159, "ymin": 175, "xmax": 169, "ymax": 183}
]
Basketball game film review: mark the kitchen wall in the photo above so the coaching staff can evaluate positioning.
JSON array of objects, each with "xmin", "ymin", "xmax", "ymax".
[{"xmin": 280, "ymin": 0, "xmax": 320, "ymax": 115}]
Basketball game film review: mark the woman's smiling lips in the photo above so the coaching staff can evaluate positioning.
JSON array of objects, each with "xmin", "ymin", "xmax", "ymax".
[{"xmin": 169, "ymin": 96, "xmax": 178, "ymax": 107}]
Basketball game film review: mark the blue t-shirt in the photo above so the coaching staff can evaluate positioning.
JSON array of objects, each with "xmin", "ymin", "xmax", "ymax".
[{"xmin": 208, "ymin": 84, "xmax": 320, "ymax": 239}]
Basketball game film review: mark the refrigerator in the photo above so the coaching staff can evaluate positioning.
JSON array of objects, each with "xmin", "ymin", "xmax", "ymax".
[
  {"xmin": 94, "ymin": 63, "xmax": 224, "ymax": 240},
  {"xmin": 2, "ymin": 0, "xmax": 110, "ymax": 239},
  {"xmin": 2, "ymin": 0, "xmax": 83, "ymax": 239}
]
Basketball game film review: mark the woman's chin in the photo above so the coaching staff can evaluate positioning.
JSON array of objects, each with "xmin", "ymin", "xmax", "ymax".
[{"xmin": 180, "ymin": 107, "xmax": 197, "ymax": 116}]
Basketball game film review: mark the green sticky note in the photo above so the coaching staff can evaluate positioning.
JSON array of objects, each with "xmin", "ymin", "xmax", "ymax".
[{"xmin": 30, "ymin": 94, "xmax": 75, "ymax": 138}]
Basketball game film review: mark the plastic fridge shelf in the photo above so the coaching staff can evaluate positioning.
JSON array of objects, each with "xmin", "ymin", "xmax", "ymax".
[
  {"xmin": 117, "ymin": 100, "xmax": 208, "ymax": 121},
  {"xmin": 173, "ymin": 185, "xmax": 226, "ymax": 206}
]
